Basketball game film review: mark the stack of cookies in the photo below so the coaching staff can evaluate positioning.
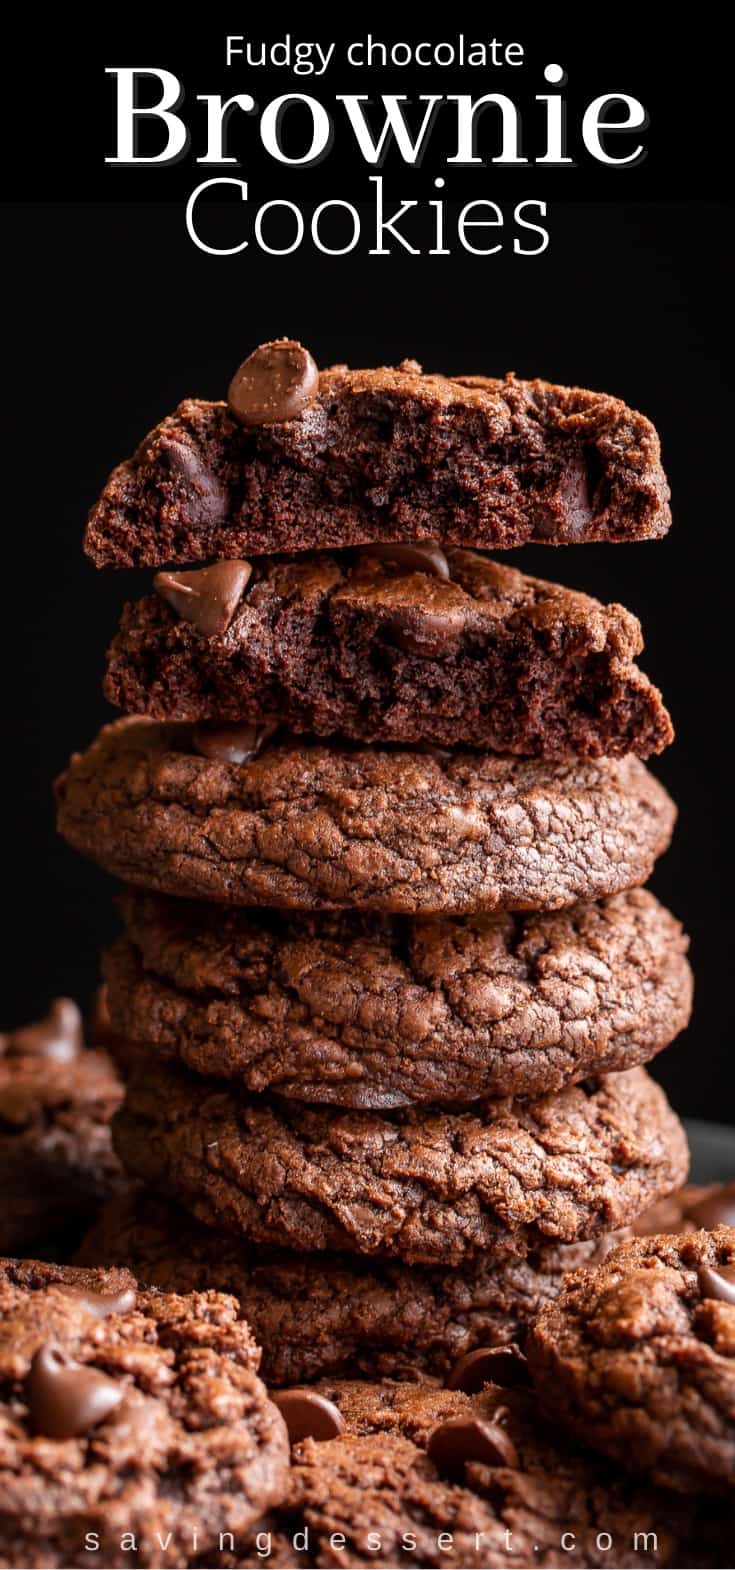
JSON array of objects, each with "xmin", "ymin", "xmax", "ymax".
[{"xmin": 59, "ymin": 343, "xmax": 693, "ymax": 1385}]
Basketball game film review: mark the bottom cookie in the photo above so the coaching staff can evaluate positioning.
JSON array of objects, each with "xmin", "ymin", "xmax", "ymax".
[
  {"xmin": 206, "ymin": 1377, "xmax": 728, "ymax": 1569},
  {"xmin": 76, "ymin": 1187, "xmax": 620, "ymax": 1384}
]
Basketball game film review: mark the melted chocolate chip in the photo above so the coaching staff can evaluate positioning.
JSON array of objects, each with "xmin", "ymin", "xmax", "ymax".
[
  {"xmin": 228, "ymin": 340, "xmax": 319, "ymax": 425},
  {"xmin": 387, "ymin": 607, "xmax": 458, "ymax": 657},
  {"xmin": 446, "ymin": 1345, "xmax": 530, "ymax": 1395},
  {"xmin": 686, "ymin": 1184, "xmax": 735, "ymax": 1230},
  {"xmin": 27, "ymin": 1344, "xmax": 124, "ymax": 1439},
  {"xmin": 8, "ymin": 998, "xmax": 82, "ymax": 1063},
  {"xmin": 427, "ymin": 1415, "xmax": 519, "ymax": 1478},
  {"xmin": 361, "ymin": 541, "xmax": 450, "ymax": 580},
  {"xmin": 154, "ymin": 561, "xmax": 252, "ymax": 638},
  {"xmin": 698, "ymin": 1263, "xmax": 735, "ymax": 1305},
  {"xmin": 161, "ymin": 440, "xmax": 228, "ymax": 525},
  {"xmin": 192, "ymin": 720, "xmax": 278, "ymax": 766},
  {"xmin": 274, "ymin": 1388, "xmax": 344, "ymax": 1444},
  {"xmin": 533, "ymin": 455, "xmax": 593, "ymax": 540},
  {"xmin": 57, "ymin": 1285, "xmax": 137, "ymax": 1318}
]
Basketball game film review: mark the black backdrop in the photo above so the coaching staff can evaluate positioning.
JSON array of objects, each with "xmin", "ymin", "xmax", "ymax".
[{"xmin": 3, "ymin": 23, "xmax": 734, "ymax": 1123}]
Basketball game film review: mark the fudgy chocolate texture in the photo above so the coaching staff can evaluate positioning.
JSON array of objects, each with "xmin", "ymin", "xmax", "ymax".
[
  {"xmin": 269, "ymin": 1378, "xmax": 707, "ymax": 1569},
  {"xmin": 106, "ymin": 888, "xmax": 692, "ymax": 1107},
  {"xmin": 105, "ymin": 550, "xmax": 673, "ymax": 759},
  {"xmin": 84, "ymin": 368, "xmax": 671, "ymax": 567},
  {"xmin": 527, "ymin": 1228, "xmax": 735, "ymax": 1494},
  {"xmin": 111, "ymin": 1063, "xmax": 688, "ymax": 1266},
  {"xmin": 55, "ymin": 720, "xmax": 676, "ymax": 914},
  {"xmin": 76, "ymin": 1186, "xmax": 620, "ymax": 1384},
  {"xmin": 0, "ymin": 1004, "xmax": 124, "ymax": 1255},
  {"xmin": 0, "ymin": 1257, "xmax": 289, "ymax": 1567}
]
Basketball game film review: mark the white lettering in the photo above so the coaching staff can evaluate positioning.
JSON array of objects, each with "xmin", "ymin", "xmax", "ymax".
[
  {"xmin": 582, "ymin": 95, "xmax": 647, "ymax": 164},
  {"xmin": 447, "ymin": 94, "xmax": 527, "ymax": 165},
  {"xmin": 105, "ymin": 68, "xmax": 187, "ymax": 164},
  {"xmin": 458, "ymin": 199, "xmax": 504, "ymax": 255},
  {"xmin": 196, "ymin": 96, "xmax": 256, "ymax": 163},
  {"xmin": 514, "ymin": 199, "xmax": 550, "ymax": 254},
  {"xmin": 311, "ymin": 200, "xmax": 361, "ymax": 254},
  {"xmin": 186, "ymin": 178, "xmax": 249, "ymax": 255},
  {"xmin": 368, "ymin": 175, "xmax": 419, "ymax": 254},
  {"xmin": 338, "ymin": 96, "xmax": 441, "ymax": 165},
  {"xmin": 260, "ymin": 95, "xmax": 332, "ymax": 165}
]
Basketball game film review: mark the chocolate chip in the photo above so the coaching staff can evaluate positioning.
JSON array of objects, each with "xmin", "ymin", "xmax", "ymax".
[
  {"xmin": 228, "ymin": 340, "xmax": 319, "ymax": 425},
  {"xmin": 192, "ymin": 721, "xmax": 278, "ymax": 766},
  {"xmin": 446, "ymin": 1345, "xmax": 530, "ymax": 1395},
  {"xmin": 274, "ymin": 1388, "xmax": 344, "ymax": 1444},
  {"xmin": 698, "ymin": 1263, "xmax": 735, "ymax": 1305},
  {"xmin": 533, "ymin": 455, "xmax": 593, "ymax": 540},
  {"xmin": 427, "ymin": 1416, "xmax": 519, "ymax": 1478},
  {"xmin": 361, "ymin": 541, "xmax": 450, "ymax": 580},
  {"xmin": 686, "ymin": 1185, "xmax": 735, "ymax": 1230},
  {"xmin": 154, "ymin": 561, "xmax": 252, "ymax": 638},
  {"xmin": 161, "ymin": 440, "xmax": 228, "ymax": 525},
  {"xmin": 8, "ymin": 999, "xmax": 82, "ymax": 1063},
  {"xmin": 398, "ymin": 359, "xmax": 423, "ymax": 374},
  {"xmin": 387, "ymin": 607, "xmax": 458, "ymax": 657},
  {"xmin": 27, "ymin": 1343, "xmax": 124, "ymax": 1439},
  {"xmin": 563, "ymin": 456, "xmax": 595, "ymax": 537},
  {"xmin": 57, "ymin": 1285, "xmax": 137, "ymax": 1318}
]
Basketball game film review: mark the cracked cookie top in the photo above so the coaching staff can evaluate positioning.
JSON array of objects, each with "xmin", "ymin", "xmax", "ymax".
[
  {"xmin": 111, "ymin": 1063, "xmax": 688, "ymax": 1266},
  {"xmin": 105, "ymin": 887, "xmax": 692, "ymax": 1105},
  {"xmin": 55, "ymin": 719, "xmax": 676, "ymax": 914}
]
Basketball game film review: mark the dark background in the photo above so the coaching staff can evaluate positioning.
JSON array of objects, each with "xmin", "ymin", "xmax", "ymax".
[{"xmin": 3, "ymin": 23, "xmax": 734, "ymax": 1122}]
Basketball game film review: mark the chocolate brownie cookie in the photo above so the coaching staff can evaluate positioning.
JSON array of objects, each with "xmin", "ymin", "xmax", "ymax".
[
  {"xmin": 0, "ymin": 1257, "xmax": 289, "ymax": 1567},
  {"xmin": 84, "ymin": 354, "xmax": 671, "ymax": 567},
  {"xmin": 0, "ymin": 999, "xmax": 124, "ymax": 1255},
  {"xmin": 633, "ymin": 1182, "xmax": 735, "ymax": 1236},
  {"xmin": 105, "ymin": 549, "xmax": 672, "ymax": 760},
  {"xmin": 76, "ymin": 1186, "xmax": 623, "ymax": 1384},
  {"xmin": 55, "ymin": 720, "xmax": 676, "ymax": 914},
  {"xmin": 105, "ymin": 888, "xmax": 692, "ymax": 1107},
  {"xmin": 263, "ymin": 1377, "xmax": 706, "ymax": 1569},
  {"xmin": 527, "ymin": 1227, "xmax": 735, "ymax": 1493},
  {"xmin": 111, "ymin": 1063, "xmax": 688, "ymax": 1266}
]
